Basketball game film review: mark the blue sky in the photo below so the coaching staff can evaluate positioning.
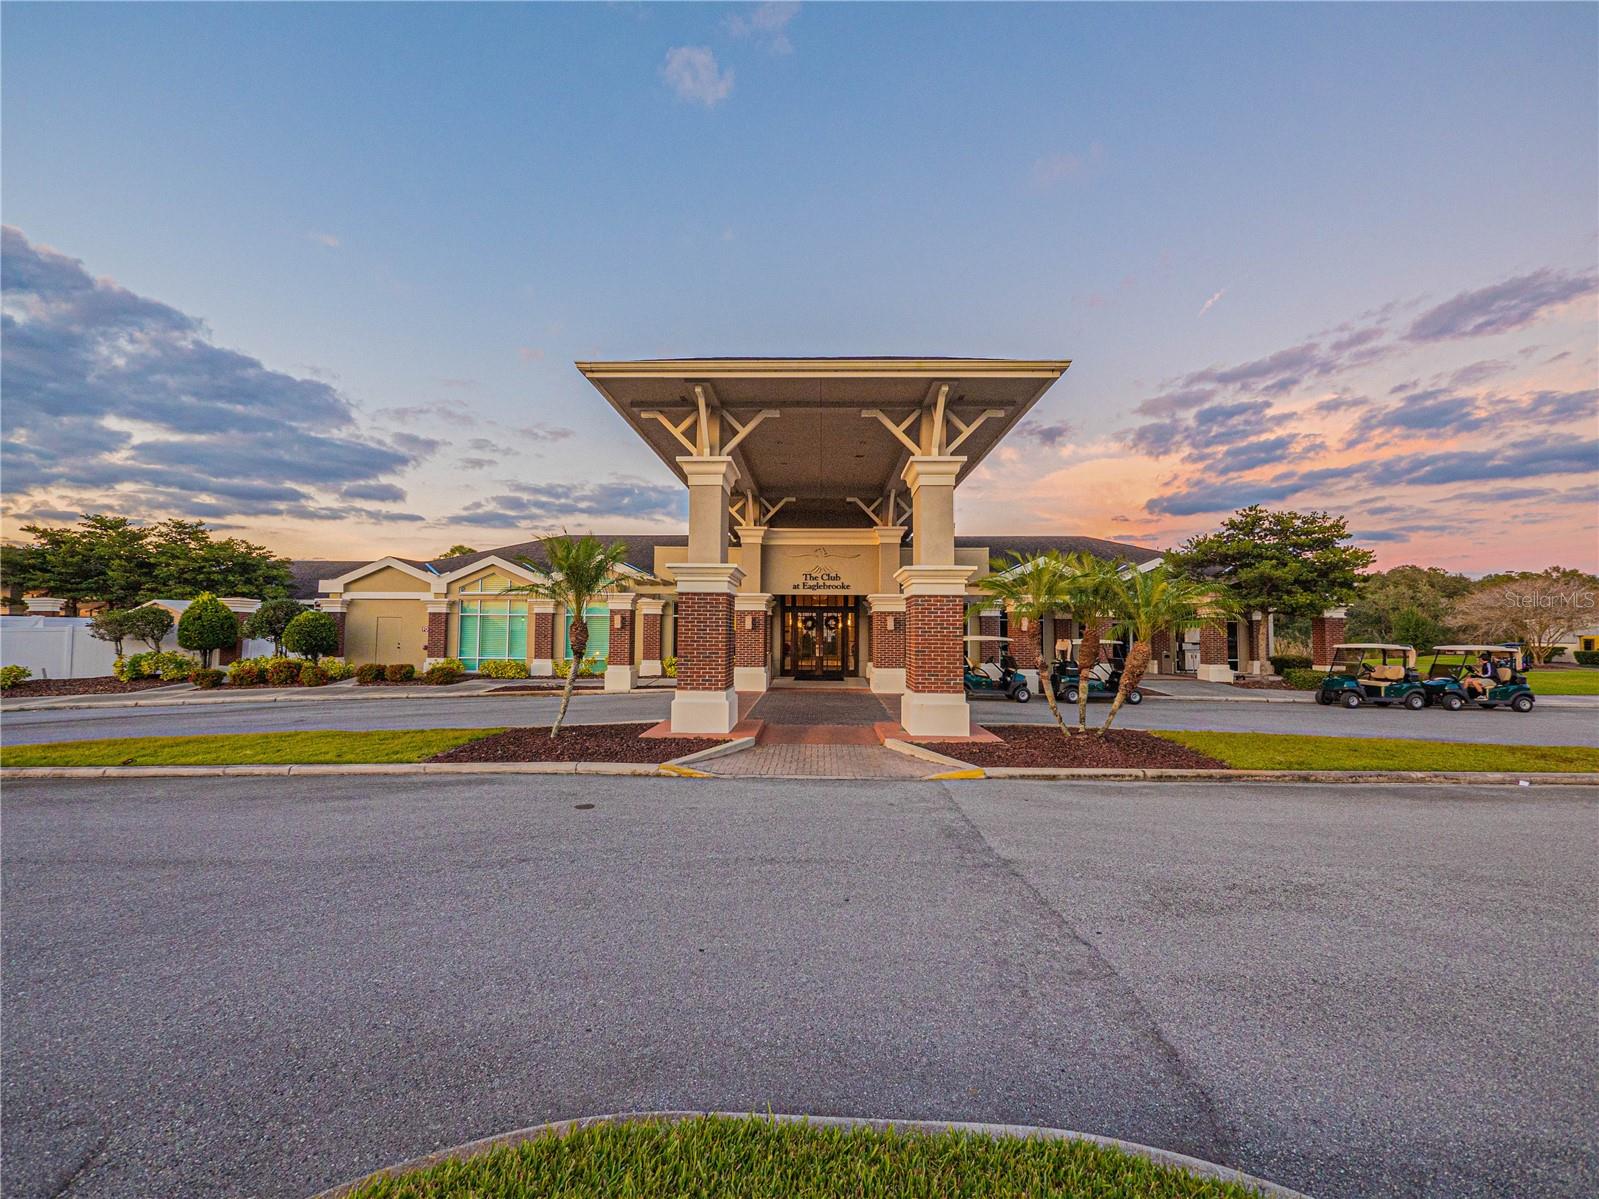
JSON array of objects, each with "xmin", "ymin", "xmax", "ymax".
[{"xmin": 3, "ymin": 2, "xmax": 1596, "ymax": 569}]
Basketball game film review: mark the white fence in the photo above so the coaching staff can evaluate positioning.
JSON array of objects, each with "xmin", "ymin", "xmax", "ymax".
[{"xmin": 1, "ymin": 616, "xmax": 275, "ymax": 679}]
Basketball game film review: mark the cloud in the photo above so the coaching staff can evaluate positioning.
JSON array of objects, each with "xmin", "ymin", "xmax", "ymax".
[
  {"xmin": 1521, "ymin": 388, "xmax": 1598, "ymax": 425},
  {"xmin": 1406, "ymin": 268, "xmax": 1598, "ymax": 342},
  {"xmin": 661, "ymin": 46, "xmax": 734, "ymax": 107},
  {"xmin": 387, "ymin": 431, "xmax": 443, "ymax": 459},
  {"xmin": 511, "ymin": 423, "xmax": 575, "ymax": 443},
  {"xmin": 1344, "ymin": 390, "xmax": 1489, "ymax": 445},
  {"xmin": 1012, "ymin": 420, "xmax": 1074, "ymax": 448},
  {"xmin": 307, "ymin": 232, "xmax": 340, "ymax": 249},
  {"xmin": 340, "ymin": 482, "xmax": 407, "ymax": 503},
  {"xmin": 455, "ymin": 457, "xmax": 498, "ymax": 471},
  {"xmin": 373, "ymin": 399, "xmax": 477, "ymax": 426},
  {"xmin": 1, "ymin": 226, "xmax": 412, "ymax": 521},
  {"xmin": 1197, "ymin": 289, "xmax": 1225, "ymax": 317},
  {"xmin": 446, "ymin": 476, "xmax": 686, "ymax": 527},
  {"xmin": 724, "ymin": 2, "xmax": 799, "ymax": 53},
  {"xmin": 1031, "ymin": 144, "xmax": 1104, "ymax": 187},
  {"xmin": 466, "ymin": 437, "xmax": 516, "ymax": 455}
]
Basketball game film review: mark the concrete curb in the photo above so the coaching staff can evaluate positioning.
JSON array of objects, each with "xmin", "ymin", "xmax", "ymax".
[
  {"xmin": 880, "ymin": 737, "xmax": 975, "ymax": 771},
  {"xmin": 0, "ymin": 684, "xmax": 676, "ymax": 714},
  {"xmin": 975, "ymin": 767, "xmax": 1599, "ymax": 785},
  {"xmin": 0, "ymin": 761, "xmax": 684, "ymax": 780},
  {"xmin": 666, "ymin": 736, "xmax": 758, "ymax": 767},
  {"xmin": 307, "ymin": 1110, "xmax": 1308, "ymax": 1199}
]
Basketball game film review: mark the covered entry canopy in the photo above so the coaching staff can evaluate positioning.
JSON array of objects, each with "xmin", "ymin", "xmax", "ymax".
[{"xmin": 576, "ymin": 357, "xmax": 1070, "ymax": 526}]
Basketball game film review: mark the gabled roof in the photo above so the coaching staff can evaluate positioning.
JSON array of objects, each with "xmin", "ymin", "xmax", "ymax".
[{"xmin": 958, "ymin": 535, "xmax": 1164, "ymax": 566}]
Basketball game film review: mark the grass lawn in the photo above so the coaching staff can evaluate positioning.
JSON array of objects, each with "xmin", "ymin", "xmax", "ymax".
[
  {"xmin": 1156, "ymin": 730, "xmax": 1599, "ymax": 773},
  {"xmin": 341, "ymin": 1115, "xmax": 1265, "ymax": 1198},
  {"xmin": 1525, "ymin": 669, "xmax": 1599, "ymax": 696},
  {"xmin": 0, "ymin": 728, "xmax": 502, "ymax": 768}
]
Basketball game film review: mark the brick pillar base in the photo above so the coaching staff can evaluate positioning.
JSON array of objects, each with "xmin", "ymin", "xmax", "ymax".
[
  {"xmin": 733, "ymin": 595, "xmax": 771, "ymax": 692},
  {"xmin": 1149, "ymin": 629, "xmax": 1173, "ymax": 676},
  {"xmin": 329, "ymin": 610, "xmax": 346, "ymax": 657},
  {"xmin": 670, "ymin": 564, "xmax": 743, "ymax": 734},
  {"xmin": 605, "ymin": 597, "xmax": 637, "ymax": 692},
  {"xmin": 638, "ymin": 599, "xmax": 665, "ymax": 676},
  {"xmin": 868, "ymin": 595, "xmax": 907, "ymax": 694},
  {"xmin": 897, "ymin": 565, "xmax": 973, "ymax": 737},
  {"xmin": 1311, "ymin": 610, "xmax": 1347, "ymax": 671},
  {"xmin": 1197, "ymin": 620, "xmax": 1232, "ymax": 683}
]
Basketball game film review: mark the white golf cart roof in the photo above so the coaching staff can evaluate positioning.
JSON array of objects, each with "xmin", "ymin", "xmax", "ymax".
[
  {"xmin": 1331, "ymin": 643, "xmax": 1415, "ymax": 651},
  {"xmin": 1432, "ymin": 644, "xmax": 1517, "ymax": 654}
]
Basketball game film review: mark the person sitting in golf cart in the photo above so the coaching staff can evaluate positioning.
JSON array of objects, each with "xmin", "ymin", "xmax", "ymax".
[{"xmin": 1420, "ymin": 645, "xmax": 1537, "ymax": 712}]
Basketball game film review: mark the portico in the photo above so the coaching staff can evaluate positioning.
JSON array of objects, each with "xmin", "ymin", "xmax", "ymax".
[{"xmin": 576, "ymin": 357, "xmax": 1071, "ymax": 736}]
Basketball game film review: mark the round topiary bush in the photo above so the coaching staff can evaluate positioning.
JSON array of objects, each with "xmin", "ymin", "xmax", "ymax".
[
  {"xmin": 282, "ymin": 610, "xmax": 339, "ymax": 663},
  {"xmin": 176, "ymin": 593, "xmax": 240, "ymax": 668}
]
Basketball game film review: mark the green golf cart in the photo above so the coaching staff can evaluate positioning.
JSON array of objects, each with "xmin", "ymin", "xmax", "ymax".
[
  {"xmin": 1422, "ymin": 644, "xmax": 1536, "ymax": 712},
  {"xmin": 1315, "ymin": 643, "xmax": 1427, "ymax": 709}
]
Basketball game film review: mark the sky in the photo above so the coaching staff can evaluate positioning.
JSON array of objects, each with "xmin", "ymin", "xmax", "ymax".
[{"xmin": 2, "ymin": 1, "xmax": 1596, "ymax": 572}]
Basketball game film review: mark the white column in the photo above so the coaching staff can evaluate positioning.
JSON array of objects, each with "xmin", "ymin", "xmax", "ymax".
[
  {"xmin": 679, "ymin": 455, "xmax": 737, "ymax": 563},
  {"xmin": 902, "ymin": 456, "xmax": 964, "ymax": 566}
]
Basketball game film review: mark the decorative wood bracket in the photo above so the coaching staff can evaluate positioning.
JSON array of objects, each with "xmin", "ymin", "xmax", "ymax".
[{"xmin": 945, "ymin": 408, "xmax": 1005, "ymax": 454}]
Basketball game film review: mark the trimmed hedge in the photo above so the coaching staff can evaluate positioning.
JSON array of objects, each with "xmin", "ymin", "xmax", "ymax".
[
  {"xmin": 423, "ymin": 663, "xmax": 462, "ymax": 685},
  {"xmin": 299, "ymin": 662, "xmax": 330, "ymax": 687},
  {"xmin": 1283, "ymin": 667, "xmax": 1326, "ymax": 691},
  {"xmin": 384, "ymin": 663, "xmax": 416, "ymax": 683},
  {"xmin": 188, "ymin": 668, "xmax": 226, "ymax": 690},
  {"xmin": 1269, "ymin": 654, "xmax": 1313, "ymax": 674},
  {"xmin": 356, "ymin": 663, "xmax": 386, "ymax": 685},
  {"xmin": 477, "ymin": 659, "xmax": 531, "ymax": 679},
  {"xmin": 1575, "ymin": 650, "xmax": 1599, "ymax": 667}
]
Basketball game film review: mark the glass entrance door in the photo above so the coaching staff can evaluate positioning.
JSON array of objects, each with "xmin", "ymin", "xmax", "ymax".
[{"xmin": 780, "ymin": 596, "xmax": 857, "ymax": 679}]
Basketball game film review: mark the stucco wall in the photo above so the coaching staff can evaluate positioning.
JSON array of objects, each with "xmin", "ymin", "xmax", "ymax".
[
  {"xmin": 344, "ymin": 599, "xmax": 428, "ymax": 666},
  {"xmin": 344, "ymin": 566, "xmax": 432, "ymax": 593}
]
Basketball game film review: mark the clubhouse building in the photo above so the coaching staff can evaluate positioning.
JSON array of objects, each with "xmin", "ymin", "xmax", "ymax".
[{"xmin": 306, "ymin": 359, "xmax": 1287, "ymax": 735}]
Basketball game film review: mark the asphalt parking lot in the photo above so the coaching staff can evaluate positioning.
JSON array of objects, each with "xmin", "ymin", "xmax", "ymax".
[{"xmin": 3, "ymin": 776, "xmax": 1593, "ymax": 1198}]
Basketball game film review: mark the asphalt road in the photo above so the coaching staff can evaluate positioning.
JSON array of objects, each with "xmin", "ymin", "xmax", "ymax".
[
  {"xmin": 3, "ymin": 777, "xmax": 1594, "ymax": 1199},
  {"xmin": 4, "ymin": 688, "xmax": 1594, "ymax": 747}
]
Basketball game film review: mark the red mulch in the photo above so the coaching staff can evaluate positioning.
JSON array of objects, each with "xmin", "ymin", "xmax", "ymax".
[
  {"xmin": 353, "ymin": 678, "xmax": 461, "ymax": 687},
  {"xmin": 491, "ymin": 681, "xmax": 606, "ymax": 692},
  {"xmin": 1233, "ymin": 678, "xmax": 1293, "ymax": 691},
  {"xmin": 923, "ymin": 724, "xmax": 1225, "ymax": 769},
  {"xmin": 427, "ymin": 722, "xmax": 723, "ymax": 764},
  {"xmin": 1, "ymin": 677, "xmax": 178, "ymax": 698}
]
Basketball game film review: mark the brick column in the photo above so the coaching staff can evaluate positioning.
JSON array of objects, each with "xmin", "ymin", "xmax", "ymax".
[
  {"xmin": 896, "ymin": 564, "xmax": 974, "ymax": 736},
  {"xmin": 425, "ymin": 600, "xmax": 451, "ymax": 665},
  {"xmin": 669, "ymin": 563, "xmax": 743, "ymax": 734},
  {"xmin": 604, "ymin": 594, "xmax": 637, "ymax": 692},
  {"xmin": 733, "ymin": 593, "xmax": 772, "ymax": 692},
  {"xmin": 637, "ymin": 598, "xmax": 665, "ymax": 676},
  {"xmin": 977, "ymin": 608, "xmax": 1001, "ymax": 663},
  {"xmin": 1311, "ymin": 607, "xmax": 1348, "ymax": 671},
  {"xmin": 867, "ymin": 594, "xmax": 907, "ymax": 694},
  {"xmin": 1149, "ymin": 629, "xmax": 1174, "ymax": 676},
  {"xmin": 1197, "ymin": 619, "xmax": 1232, "ymax": 683},
  {"xmin": 317, "ymin": 599, "xmax": 348, "ymax": 658},
  {"xmin": 528, "ymin": 599, "xmax": 556, "ymax": 676}
]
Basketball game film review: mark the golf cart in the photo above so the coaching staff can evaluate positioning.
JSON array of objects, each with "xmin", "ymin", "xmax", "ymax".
[
  {"xmin": 1315, "ymin": 643, "xmax": 1426, "ymax": 709},
  {"xmin": 1422, "ymin": 645, "xmax": 1536, "ymax": 712},
  {"xmin": 963, "ymin": 635, "xmax": 1031, "ymax": 703},
  {"xmin": 1050, "ymin": 639, "xmax": 1141, "ymax": 706}
]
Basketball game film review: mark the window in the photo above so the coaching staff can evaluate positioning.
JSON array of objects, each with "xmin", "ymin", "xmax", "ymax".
[
  {"xmin": 559, "ymin": 605, "xmax": 610, "ymax": 662},
  {"xmin": 457, "ymin": 574, "xmax": 527, "ymax": 671}
]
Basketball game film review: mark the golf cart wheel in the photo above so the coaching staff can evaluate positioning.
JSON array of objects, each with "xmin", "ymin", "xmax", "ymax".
[
  {"xmin": 1404, "ymin": 691, "xmax": 1426, "ymax": 711},
  {"xmin": 1315, "ymin": 689, "xmax": 1332, "ymax": 705},
  {"xmin": 1340, "ymin": 691, "xmax": 1362, "ymax": 709},
  {"xmin": 1511, "ymin": 694, "xmax": 1534, "ymax": 713},
  {"xmin": 1064, "ymin": 686, "xmax": 1080, "ymax": 704},
  {"xmin": 1442, "ymin": 693, "xmax": 1465, "ymax": 712},
  {"xmin": 1013, "ymin": 686, "xmax": 1031, "ymax": 703},
  {"xmin": 1126, "ymin": 689, "xmax": 1143, "ymax": 705}
]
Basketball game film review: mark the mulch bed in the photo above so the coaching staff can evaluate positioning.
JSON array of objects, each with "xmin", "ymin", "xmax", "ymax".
[
  {"xmin": 491, "ymin": 681, "xmax": 606, "ymax": 692},
  {"xmin": 354, "ymin": 679, "xmax": 462, "ymax": 687},
  {"xmin": 428, "ymin": 722, "xmax": 723, "ymax": 764},
  {"xmin": 923, "ymin": 725, "xmax": 1225, "ymax": 769},
  {"xmin": 1232, "ymin": 678, "xmax": 1293, "ymax": 691},
  {"xmin": 1, "ymin": 677, "xmax": 178, "ymax": 698}
]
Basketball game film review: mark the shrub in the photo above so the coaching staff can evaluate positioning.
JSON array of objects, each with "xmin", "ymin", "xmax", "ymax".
[
  {"xmin": 662, "ymin": 655, "xmax": 678, "ymax": 678},
  {"xmin": 120, "ymin": 650, "xmax": 201, "ymax": 681},
  {"xmin": 434, "ymin": 657, "xmax": 465, "ymax": 672},
  {"xmin": 1546, "ymin": 646, "xmax": 1567, "ymax": 660},
  {"xmin": 1283, "ymin": 667, "xmax": 1326, "ymax": 691},
  {"xmin": 423, "ymin": 663, "xmax": 462, "ymax": 685},
  {"xmin": 1269, "ymin": 654, "xmax": 1312, "ymax": 674},
  {"xmin": 227, "ymin": 660, "xmax": 265, "ymax": 686},
  {"xmin": 1, "ymin": 664, "xmax": 32, "ymax": 688},
  {"xmin": 265, "ymin": 658, "xmax": 301, "ymax": 687},
  {"xmin": 356, "ymin": 663, "xmax": 386, "ymax": 685},
  {"xmin": 1575, "ymin": 650, "xmax": 1599, "ymax": 667},
  {"xmin": 319, "ymin": 658, "xmax": 356, "ymax": 681},
  {"xmin": 299, "ymin": 662, "xmax": 330, "ymax": 687},
  {"xmin": 553, "ymin": 655, "xmax": 604, "ymax": 678},
  {"xmin": 283, "ymin": 610, "xmax": 338, "ymax": 662},
  {"xmin": 87, "ymin": 609, "xmax": 137, "ymax": 657},
  {"xmin": 124, "ymin": 605, "xmax": 175, "ymax": 651},
  {"xmin": 176, "ymin": 592, "xmax": 240, "ymax": 668},
  {"xmin": 114, "ymin": 653, "xmax": 151, "ymax": 681},
  {"xmin": 477, "ymin": 659, "xmax": 531, "ymax": 679},
  {"xmin": 384, "ymin": 663, "xmax": 416, "ymax": 683},
  {"xmin": 188, "ymin": 668, "xmax": 225, "ymax": 689},
  {"xmin": 242, "ymin": 598, "xmax": 307, "ymax": 656}
]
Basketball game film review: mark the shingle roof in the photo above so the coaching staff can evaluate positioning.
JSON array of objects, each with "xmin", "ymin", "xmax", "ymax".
[{"xmin": 956, "ymin": 535, "xmax": 1165, "ymax": 565}]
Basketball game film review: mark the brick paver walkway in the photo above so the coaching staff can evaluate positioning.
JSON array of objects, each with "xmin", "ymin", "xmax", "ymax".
[
  {"xmin": 748, "ymin": 690, "xmax": 893, "ymax": 726},
  {"xmin": 706, "ymin": 743, "xmax": 931, "ymax": 779}
]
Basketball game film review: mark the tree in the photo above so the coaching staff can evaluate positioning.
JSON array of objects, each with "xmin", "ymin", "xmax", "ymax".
[
  {"xmin": 243, "ymin": 598, "xmax": 309, "ymax": 656},
  {"xmin": 440, "ymin": 545, "xmax": 478, "ymax": 558},
  {"xmin": 176, "ymin": 592, "xmax": 240, "ymax": 668},
  {"xmin": 1450, "ymin": 572, "xmax": 1599, "ymax": 663},
  {"xmin": 1061, "ymin": 552, "xmax": 1127, "ymax": 732},
  {"xmin": 978, "ymin": 552, "xmax": 1076, "ymax": 740},
  {"xmin": 124, "ymin": 605, "xmax": 175, "ymax": 651},
  {"xmin": 1346, "ymin": 565, "xmax": 1475, "ymax": 644},
  {"xmin": 282, "ymin": 610, "xmax": 339, "ymax": 662},
  {"xmin": 145, "ymin": 519, "xmax": 293, "ymax": 599},
  {"xmin": 1167, "ymin": 508, "xmax": 1375, "ymax": 670},
  {"xmin": 1103, "ymin": 566, "xmax": 1216, "ymax": 733},
  {"xmin": 87, "ymin": 609, "xmax": 136, "ymax": 657},
  {"xmin": 511, "ymin": 533, "xmax": 630, "ymax": 737}
]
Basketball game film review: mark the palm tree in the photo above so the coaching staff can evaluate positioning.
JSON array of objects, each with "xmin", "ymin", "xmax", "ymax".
[
  {"xmin": 1101, "ymin": 564, "xmax": 1218, "ymax": 733},
  {"xmin": 1060, "ymin": 552, "xmax": 1126, "ymax": 732},
  {"xmin": 978, "ymin": 551, "xmax": 1075, "ymax": 739},
  {"xmin": 513, "ymin": 533, "xmax": 630, "ymax": 738}
]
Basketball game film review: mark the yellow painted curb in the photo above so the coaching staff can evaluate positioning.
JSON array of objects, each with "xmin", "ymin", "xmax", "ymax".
[
  {"xmin": 656, "ymin": 763, "xmax": 713, "ymax": 778},
  {"xmin": 927, "ymin": 768, "xmax": 986, "ymax": 780}
]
